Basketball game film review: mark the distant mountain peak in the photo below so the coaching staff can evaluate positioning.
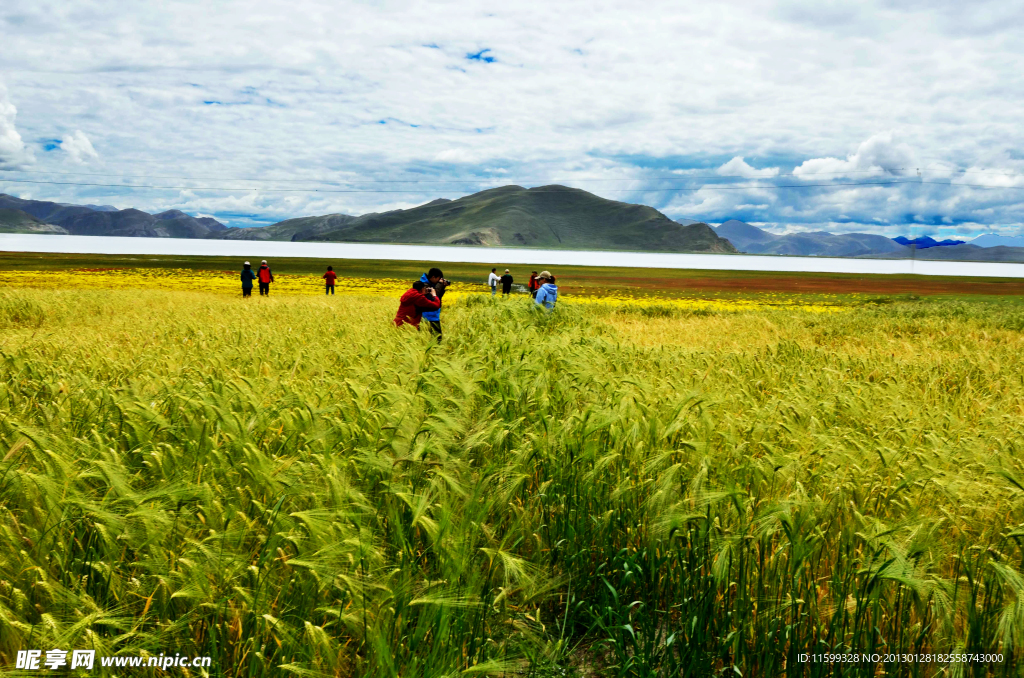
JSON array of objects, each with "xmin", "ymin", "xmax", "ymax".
[
  {"xmin": 196, "ymin": 216, "xmax": 227, "ymax": 231},
  {"xmin": 970, "ymin": 233, "xmax": 1024, "ymax": 248},
  {"xmin": 892, "ymin": 236, "xmax": 965, "ymax": 249},
  {"xmin": 715, "ymin": 220, "xmax": 776, "ymax": 244},
  {"xmin": 155, "ymin": 209, "xmax": 189, "ymax": 220}
]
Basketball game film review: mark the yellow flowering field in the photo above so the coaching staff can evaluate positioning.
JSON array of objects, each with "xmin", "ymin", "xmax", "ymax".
[
  {"xmin": 0, "ymin": 266, "xmax": 845, "ymax": 312},
  {"xmin": 567, "ymin": 290, "xmax": 846, "ymax": 313},
  {"xmin": 0, "ymin": 267, "xmax": 417, "ymax": 296}
]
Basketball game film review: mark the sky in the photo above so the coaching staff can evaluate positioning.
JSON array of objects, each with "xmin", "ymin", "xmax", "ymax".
[{"xmin": 1, "ymin": 0, "xmax": 1024, "ymax": 237}]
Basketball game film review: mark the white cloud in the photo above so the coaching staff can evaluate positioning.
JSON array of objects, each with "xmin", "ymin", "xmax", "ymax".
[
  {"xmin": 0, "ymin": 82, "xmax": 33, "ymax": 168},
  {"xmin": 0, "ymin": 1, "xmax": 1023, "ymax": 236},
  {"xmin": 717, "ymin": 157, "xmax": 780, "ymax": 179},
  {"xmin": 792, "ymin": 132, "xmax": 917, "ymax": 179},
  {"xmin": 952, "ymin": 167, "xmax": 1024, "ymax": 188},
  {"xmin": 60, "ymin": 130, "xmax": 98, "ymax": 163}
]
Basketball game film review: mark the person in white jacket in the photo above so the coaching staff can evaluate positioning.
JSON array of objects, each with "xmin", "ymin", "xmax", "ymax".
[{"xmin": 487, "ymin": 268, "xmax": 500, "ymax": 296}]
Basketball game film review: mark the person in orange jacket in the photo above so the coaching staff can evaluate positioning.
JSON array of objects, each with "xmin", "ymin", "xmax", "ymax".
[
  {"xmin": 394, "ymin": 281, "xmax": 441, "ymax": 328},
  {"xmin": 257, "ymin": 260, "xmax": 274, "ymax": 296}
]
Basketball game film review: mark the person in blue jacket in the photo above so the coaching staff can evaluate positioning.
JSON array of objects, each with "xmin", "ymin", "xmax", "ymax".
[
  {"xmin": 534, "ymin": 271, "xmax": 558, "ymax": 310},
  {"xmin": 419, "ymin": 267, "xmax": 450, "ymax": 341},
  {"xmin": 240, "ymin": 261, "xmax": 257, "ymax": 297}
]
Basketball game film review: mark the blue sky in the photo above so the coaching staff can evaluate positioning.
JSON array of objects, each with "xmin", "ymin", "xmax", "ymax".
[{"xmin": 1, "ymin": 0, "xmax": 1023, "ymax": 237}]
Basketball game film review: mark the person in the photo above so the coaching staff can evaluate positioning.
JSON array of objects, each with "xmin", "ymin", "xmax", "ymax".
[
  {"xmin": 323, "ymin": 266, "xmax": 336, "ymax": 295},
  {"xmin": 534, "ymin": 270, "xmax": 558, "ymax": 310},
  {"xmin": 528, "ymin": 271, "xmax": 540, "ymax": 299},
  {"xmin": 500, "ymin": 269, "xmax": 514, "ymax": 296},
  {"xmin": 240, "ymin": 261, "xmax": 257, "ymax": 297},
  {"xmin": 488, "ymin": 268, "xmax": 500, "ymax": 296},
  {"xmin": 257, "ymin": 260, "xmax": 274, "ymax": 296},
  {"xmin": 419, "ymin": 267, "xmax": 450, "ymax": 342},
  {"xmin": 394, "ymin": 281, "xmax": 441, "ymax": 328}
]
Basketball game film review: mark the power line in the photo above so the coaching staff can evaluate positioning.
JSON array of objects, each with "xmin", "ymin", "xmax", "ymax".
[
  {"xmin": 3, "ymin": 165, "xmax": 1024, "ymax": 185},
  {"xmin": 1, "ymin": 177, "xmax": 1023, "ymax": 193},
  {"xmin": 0, "ymin": 166, "xmax": 914, "ymax": 182}
]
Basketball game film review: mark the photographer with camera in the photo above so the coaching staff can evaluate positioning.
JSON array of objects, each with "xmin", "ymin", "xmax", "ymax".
[
  {"xmin": 418, "ymin": 267, "xmax": 450, "ymax": 342},
  {"xmin": 394, "ymin": 280, "xmax": 441, "ymax": 328}
]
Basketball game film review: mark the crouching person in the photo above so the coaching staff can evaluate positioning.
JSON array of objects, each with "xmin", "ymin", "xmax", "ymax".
[{"xmin": 394, "ymin": 281, "xmax": 441, "ymax": 328}]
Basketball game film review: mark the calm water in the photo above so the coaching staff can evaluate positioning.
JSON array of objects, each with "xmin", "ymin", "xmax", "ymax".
[{"xmin": 1, "ymin": 233, "xmax": 1021, "ymax": 278}]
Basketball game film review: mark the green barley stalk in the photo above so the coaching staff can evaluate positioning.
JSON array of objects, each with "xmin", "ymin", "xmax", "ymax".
[{"xmin": 1, "ymin": 288, "xmax": 1024, "ymax": 677}]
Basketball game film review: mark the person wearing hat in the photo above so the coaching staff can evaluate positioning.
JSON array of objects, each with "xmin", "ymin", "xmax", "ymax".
[
  {"xmin": 240, "ymin": 261, "xmax": 257, "ymax": 297},
  {"xmin": 500, "ymin": 269, "xmax": 514, "ymax": 296},
  {"xmin": 534, "ymin": 271, "xmax": 558, "ymax": 310},
  {"xmin": 257, "ymin": 259, "xmax": 274, "ymax": 296}
]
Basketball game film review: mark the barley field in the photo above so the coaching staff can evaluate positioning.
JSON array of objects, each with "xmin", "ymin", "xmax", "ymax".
[{"xmin": 3, "ymin": 283, "xmax": 1024, "ymax": 677}]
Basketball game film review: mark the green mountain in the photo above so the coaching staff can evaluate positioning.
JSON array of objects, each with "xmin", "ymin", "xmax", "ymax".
[
  {"xmin": 0, "ymin": 208, "xmax": 70, "ymax": 234},
  {"xmin": 0, "ymin": 194, "xmax": 226, "ymax": 237},
  {"xmin": 229, "ymin": 185, "xmax": 735, "ymax": 253},
  {"xmin": 221, "ymin": 214, "xmax": 358, "ymax": 241}
]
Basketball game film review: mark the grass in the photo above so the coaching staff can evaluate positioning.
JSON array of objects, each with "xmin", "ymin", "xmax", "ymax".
[
  {"xmin": 2, "ymin": 285, "xmax": 1024, "ymax": 676},
  {"xmin": 3, "ymin": 250, "xmax": 1024, "ymax": 300}
]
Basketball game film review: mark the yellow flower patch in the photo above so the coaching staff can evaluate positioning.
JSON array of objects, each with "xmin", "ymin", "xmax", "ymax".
[
  {"xmin": 564, "ymin": 292, "xmax": 845, "ymax": 313},
  {"xmin": 0, "ymin": 268, "xmax": 428, "ymax": 297},
  {"xmin": 0, "ymin": 267, "xmax": 843, "ymax": 311}
]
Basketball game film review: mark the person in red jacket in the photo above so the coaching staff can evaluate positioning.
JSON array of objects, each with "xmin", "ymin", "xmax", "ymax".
[
  {"xmin": 323, "ymin": 266, "xmax": 337, "ymax": 295},
  {"xmin": 257, "ymin": 260, "xmax": 274, "ymax": 296},
  {"xmin": 528, "ymin": 271, "xmax": 540, "ymax": 298},
  {"xmin": 394, "ymin": 281, "xmax": 441, "ymax": 328}
]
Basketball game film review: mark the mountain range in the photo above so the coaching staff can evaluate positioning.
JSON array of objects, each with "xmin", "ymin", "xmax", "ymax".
[
  {"xmin": 226, "ymin": 185, "xmax": 734, "ymax": 253},
  {"xmin": 2, "ymin": 189, "xmax": 1023, "ymax": 261},
  {"xmin": 0, "ymin": 194, "xmax": 227, "ymax": 238},
  {"xmin": 712, "ymin": 219, "xmax": 907, "ymax": 257},
  {"xmin": 706, "ymin": 220, "xmax": 1024, "ymax": 262},
  {"xmin": 970, "ymin": 234, "xmax": 1024, "ymax": 248},
  {"xmin": 861, "ymin": 244, "xmax": 1024, "ymax": 262},
  {"xmin": 0, "ymin": 187, "xmax": 735, "ymax": 253}
]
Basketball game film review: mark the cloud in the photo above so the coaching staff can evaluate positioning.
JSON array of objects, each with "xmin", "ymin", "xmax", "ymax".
[
  {"xmin": 60, "ymin": 130, "xmax": 98, "ymax": 163},
  {"xmin": 717, "ymin": 157, "xmax": 780, "ymax": 178},
  {"xmin": 0, "ymin": 1, "xmax": 1023, "ymax": 237},
  {"xmin": 792, "ymin": 132, "xmax": 917, "ymax": 179},
  {"xmin": 0, "ymin": 82, "xmax": 33, "ymax": 168}
]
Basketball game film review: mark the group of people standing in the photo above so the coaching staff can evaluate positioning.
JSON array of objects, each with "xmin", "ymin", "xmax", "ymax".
[
  {"xmin": 489, "ymin": 268, "xmax": 558, "ymax": 308},
  {"xmin": 240, "ymin": 260, "xmax": 275, "ymax": 297},
  {"xmin": 394, "ymin": 266, "xmax": 557, "ymax": 340},
  {"xmin": 242, "ymin": 261, "xmax": 339, "ymax": 296},
  {"xmin": 240, "ymin": 261, "xmax": 556, "ymax": 343}
]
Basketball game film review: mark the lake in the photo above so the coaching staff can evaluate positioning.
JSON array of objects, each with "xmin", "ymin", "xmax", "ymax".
[{"xmin": 1, "ymin": 233, "xmax": 1021, "ymax": 278}]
